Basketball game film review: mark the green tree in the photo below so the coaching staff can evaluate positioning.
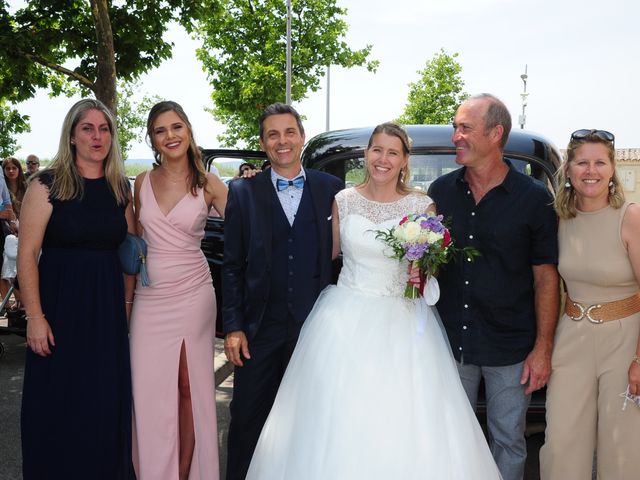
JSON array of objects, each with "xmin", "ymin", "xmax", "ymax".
[
  {"xmin": 0, "ymin": 100, "xmax": 30, "ymax": 158},
  {"xmin": 117, "ymin": 80, "xmax": 163, "ymax": 159},
  {"xmin": 196, "ymin": 0, "xmax": 378, "ymax": 147},
  {"xmin": 397, "ymin": 49, "xmax": 468, "ymax": 125},
  {"xmin": 0, "ymin": 0, "xmax": 203, "ymax": 114}
]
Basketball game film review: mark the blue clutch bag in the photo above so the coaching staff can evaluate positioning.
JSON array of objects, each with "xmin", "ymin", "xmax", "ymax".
[{"xmin": 118, "ymin": 233, "xmax": 150, "ymax": 287}]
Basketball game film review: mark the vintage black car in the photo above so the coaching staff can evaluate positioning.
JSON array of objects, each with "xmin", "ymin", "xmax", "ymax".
[{"xmin": 202, "ymin": 124, "xmax": 562, "ymax": 423}]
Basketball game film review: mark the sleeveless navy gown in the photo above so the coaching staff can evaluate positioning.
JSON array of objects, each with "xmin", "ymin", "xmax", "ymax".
[{"xmin": 21, "ymin": 173, "xmax": 134, "ymax": 479}]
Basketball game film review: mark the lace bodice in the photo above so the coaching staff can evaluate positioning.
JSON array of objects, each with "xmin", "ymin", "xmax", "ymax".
[{"xmin": 335, "ymin": 188, "xmax": 433, "ymax": 297}]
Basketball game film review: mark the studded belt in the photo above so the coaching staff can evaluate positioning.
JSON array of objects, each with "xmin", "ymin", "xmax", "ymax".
[{"xmin": 565, "ymin": 293, "xmax": 640, "ymax": 324}]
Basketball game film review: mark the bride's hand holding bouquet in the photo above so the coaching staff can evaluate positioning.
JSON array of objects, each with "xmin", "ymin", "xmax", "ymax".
[{"xmin": 375, "ymin": 212, "xmax": 479, "ymax": 300}]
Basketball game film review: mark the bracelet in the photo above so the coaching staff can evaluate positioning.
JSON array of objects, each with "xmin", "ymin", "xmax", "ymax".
[
  {"xmin": 26, "ymin": 314, "xmax": 45, "ymax": 320},
  {"xmin": 633, "ymin": 355, "xmax": 640, "ymax": 366},
  {"xmin": 125, "ymin": 301, "xmax": 134, "ymax": 305}
]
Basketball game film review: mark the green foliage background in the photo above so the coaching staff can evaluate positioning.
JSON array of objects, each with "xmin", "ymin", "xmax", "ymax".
[
  {"xmin": 196, "ymin": 0, "xmax": 378, "ymax": 148},
  {"xmin": 0, "ymin": 0, "xmax": 376, "ymax": 153},
  {"xmin": 397, "ymin": 49, "xmax": 468, "ymax": 126}
]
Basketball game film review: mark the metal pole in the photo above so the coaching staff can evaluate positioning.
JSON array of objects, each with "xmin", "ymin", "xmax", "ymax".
[
  {"xmin": 286, "ymin": 0, "xmax": 292, "ymax": 105},
  {"xmin": 326, "ymin": 65, "xmax": 330, "ymax": 131},
  {"xmin": 519, "ymin": 64, "xmax": 528, "ymax": 130}
]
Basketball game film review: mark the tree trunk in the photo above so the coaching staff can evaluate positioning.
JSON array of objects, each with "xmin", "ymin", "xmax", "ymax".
[{"xmin": 90, "ymin": 0, "xmax": 117, "ymax": 115}]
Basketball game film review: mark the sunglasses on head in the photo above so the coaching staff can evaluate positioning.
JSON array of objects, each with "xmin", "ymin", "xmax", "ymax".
[{"xmin": 570, "ymin": 129, "xmax": 615, "ymax": 145}]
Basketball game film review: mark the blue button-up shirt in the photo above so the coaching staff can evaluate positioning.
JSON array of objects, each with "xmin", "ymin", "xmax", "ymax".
[
  {"xmin": 0, "ymin": 170, "xmax": 11, "ymax": 209},
  {"xmin": 428, "ymin": 162, "xmax": 558, "ymax": 366}
]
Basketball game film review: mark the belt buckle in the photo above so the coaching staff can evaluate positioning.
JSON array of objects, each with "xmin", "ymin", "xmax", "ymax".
[
  {"xmin": 569, "ymin": 302, "xmax": 604, "ymax": 324},
  {"xmin": 585, "ymin": 304, "xmax": 603, "ymax": 324},
  {"xmin": 569, "ymin": 302, "xmax": 585, "ymax": 321}
]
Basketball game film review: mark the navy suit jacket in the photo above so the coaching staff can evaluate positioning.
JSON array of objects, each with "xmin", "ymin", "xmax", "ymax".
[{"xmin": 222, "ymin": 168, "xmax": 343, "ymax": 340}]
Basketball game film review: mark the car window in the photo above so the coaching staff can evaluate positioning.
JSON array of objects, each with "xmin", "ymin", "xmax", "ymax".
[{"xmin": 340, "ymin": 153, "xmax": 541, "ymax": 191}]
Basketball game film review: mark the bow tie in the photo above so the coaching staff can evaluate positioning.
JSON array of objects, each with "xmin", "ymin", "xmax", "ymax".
[{"xmin": 276, "ymin": 176, "xmax": 305, "ymax": 191}]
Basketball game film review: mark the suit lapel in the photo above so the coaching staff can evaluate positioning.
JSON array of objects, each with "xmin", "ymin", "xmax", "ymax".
[
  {"xmin": 305, "ymin": 171, "xmax": 330, "ymax": 263},
  {"xmin": 255, "ymin": 172, "xmax": 274, "ymax": 257}
]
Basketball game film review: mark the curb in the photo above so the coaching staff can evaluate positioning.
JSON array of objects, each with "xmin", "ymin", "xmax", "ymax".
[
  {"xmin": 214, "ymin": 353, "xmax": 234, "ymax": 387},
  {"xmin": 214, "ymin": 337, "xmax": 234, "ymax": 387}
]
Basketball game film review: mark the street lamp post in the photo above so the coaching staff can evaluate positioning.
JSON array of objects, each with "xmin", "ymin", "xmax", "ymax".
[
  {"xmin": 519, "ymin": 65, "xmax": 528, "ymax": 130},
  {"xmin": 286, "ymin": 0, "xmax": 292, "ymax": 105},
  {"xmin": 326, "ymin": 65, "xmax": 330, "ymax": 131}
]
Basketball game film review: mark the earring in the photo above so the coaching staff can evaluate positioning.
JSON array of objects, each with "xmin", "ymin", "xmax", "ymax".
[
  {"xmin": 608, "ymin": 179, "xmax": 614, "ymax": 187},
  {"xmin": 609, "ymin": 179, "xmax": 615, "ymax": 195},
  {"xmin": 564, "ymin": 180, "xmax": 571, "ymax": 189}
]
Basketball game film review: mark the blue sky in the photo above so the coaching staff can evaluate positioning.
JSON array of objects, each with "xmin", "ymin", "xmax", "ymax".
[{"xmin": 13, "ymin": 0, "xmax": 640, "ymax": 160}]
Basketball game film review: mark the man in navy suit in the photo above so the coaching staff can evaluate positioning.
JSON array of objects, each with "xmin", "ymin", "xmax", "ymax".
[{"xmin": 223, "ymin": 103, "xmax": 343, "ymax": 480}]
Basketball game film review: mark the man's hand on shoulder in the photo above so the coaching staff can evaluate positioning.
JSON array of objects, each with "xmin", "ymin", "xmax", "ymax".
[{"xmin": 224, "ymin": 330, "xmax": 251, "ymax": 367}]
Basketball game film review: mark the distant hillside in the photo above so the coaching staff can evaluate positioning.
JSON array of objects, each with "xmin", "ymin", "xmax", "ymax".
[
  {"xmin": 126, "ymin": 158, "xmax": 244, "ymax": 168},
  {"xmin": 124, "ymin": 157, "xmax": 243, "ymax": 177},
  {"xmin": 126, "ymin": 158, "xmax": 155, "ymax": 166}
]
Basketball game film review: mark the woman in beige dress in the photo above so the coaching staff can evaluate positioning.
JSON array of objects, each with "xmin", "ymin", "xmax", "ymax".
[{"xmin": 540, "ymin": 129, "xmax": 640, "ymax": 480}]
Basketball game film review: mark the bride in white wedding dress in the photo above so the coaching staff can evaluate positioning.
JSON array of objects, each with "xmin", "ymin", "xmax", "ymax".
[{"xmin": 246, "ymin": 123, "xmax": 502, "ymax": 480}]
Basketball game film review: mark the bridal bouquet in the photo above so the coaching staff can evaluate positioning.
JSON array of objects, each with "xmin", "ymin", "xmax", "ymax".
[{"xmin": 374, "ymin": 212, "xmax": 478, "ymax": 299}]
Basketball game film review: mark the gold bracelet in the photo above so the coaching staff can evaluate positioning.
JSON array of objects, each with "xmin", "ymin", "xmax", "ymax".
[{"xmin": 633, "ymin": 355, "xmax": 640, "ymax": 366}]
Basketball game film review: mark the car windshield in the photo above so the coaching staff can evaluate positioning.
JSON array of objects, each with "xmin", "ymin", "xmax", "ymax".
[{"xmin": 344, "ymin": 154, "xmax": 537, "ymax": 190}]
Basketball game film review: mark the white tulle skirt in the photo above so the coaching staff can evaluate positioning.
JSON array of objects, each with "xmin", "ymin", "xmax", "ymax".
[{"xmin": 246, "ymin": 285, "xmax": 502, "ymax": 480}]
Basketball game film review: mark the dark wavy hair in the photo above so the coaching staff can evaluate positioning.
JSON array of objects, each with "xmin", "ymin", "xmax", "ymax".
[
  {"xmin": 146, "ymin": 100, "xmax": 207, "ymax": 196},
  {"xmin": 259, "ymin": 103, "xmax": 305, "ymax": 140}
]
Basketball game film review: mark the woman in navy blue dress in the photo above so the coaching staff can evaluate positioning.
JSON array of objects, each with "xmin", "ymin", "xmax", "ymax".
[{"xmin": 19, "ymin": 99, "xmax": 136, "ymax": 479}]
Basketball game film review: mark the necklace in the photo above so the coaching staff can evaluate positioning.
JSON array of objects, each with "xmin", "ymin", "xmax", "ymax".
[{"xmin": 160, "ymin": 166, "xmax": 188, "ymax": 184}]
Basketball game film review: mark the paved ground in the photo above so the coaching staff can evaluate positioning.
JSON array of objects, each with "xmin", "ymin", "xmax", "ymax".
[
  {"xmin": 0, "ymin": 327, "xmax": 234, "ymax": 480},
  {"xmin": 1, "ymin": 324, "xmax": 548, "ymax": 479}
]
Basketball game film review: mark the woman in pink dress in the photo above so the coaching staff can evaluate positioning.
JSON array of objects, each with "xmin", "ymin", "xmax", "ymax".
[{"xmin": 130, "ymin": 101, "xmax": 228, "ymax": 479}]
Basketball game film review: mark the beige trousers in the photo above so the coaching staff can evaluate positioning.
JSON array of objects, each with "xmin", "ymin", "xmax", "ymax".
[{"xmin": 539, "ymin": 313, "xmax": 640, "ymax": 480}]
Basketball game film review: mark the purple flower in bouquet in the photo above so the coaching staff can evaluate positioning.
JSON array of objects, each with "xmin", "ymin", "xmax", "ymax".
[{"xmin": 406, "ymin": 242, "xmax": 429, "ymax": 261}]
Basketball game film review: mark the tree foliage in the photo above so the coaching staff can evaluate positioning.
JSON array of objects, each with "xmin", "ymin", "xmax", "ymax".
[
  {"xmin": 196, "ymin": 0, "xmax": 378, "ymax": 147},
  {"xmin": 0, "ymin": 100, "xmax": 30, "ymax": 158},
  {"xmin": 396, "ymin": 49, "xmax": 468, "ymax": 125},
  {"xmin": 117, "ymin": 80, "xmax": 163, "ymax": 159},
  {"xmin": 0, "ymin": 0, "xmax": 202, "ymax": 113}
]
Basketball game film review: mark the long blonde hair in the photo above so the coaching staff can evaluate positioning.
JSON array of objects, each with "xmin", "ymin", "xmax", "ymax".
[
  {"xmin": 146, "ymin": 101, "xmax": 207, "ymax": 196},
  {"xmin": 34, "ymin": 98, "xmax": 129, "ymax": 205},
  {"xmin": 554, "ymin": 133, "xmax": 623, "ymax": 219},
  {"xmin": 361, "ymin": 122, "xmax": 419, "ymax": 195}
]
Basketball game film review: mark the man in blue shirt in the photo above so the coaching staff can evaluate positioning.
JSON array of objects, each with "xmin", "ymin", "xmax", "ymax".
[
  {"xmin": 428, "ymin": 94, "xmax": 559, "ymax": 480},
  {"xmin": 0, "ymin": 166, "xmax": 14, "ymax": 219}
]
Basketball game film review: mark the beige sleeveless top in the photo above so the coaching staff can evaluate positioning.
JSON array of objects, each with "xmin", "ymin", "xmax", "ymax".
[{"xmin": 559, "ymin": 202, "xmax": 638, "ymax": 304}]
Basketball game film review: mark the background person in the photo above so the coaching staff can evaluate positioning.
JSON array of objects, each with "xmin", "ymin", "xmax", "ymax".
[
  {"xmin": 24, "ymin": 154, "xmax": 40, "ymax": 178},
  {"xmin": 3, "ymin": 157, "xmax": 27, "ymax": 220},
  {"xmin": 1, "ymin": 157, "xmax": 27, "ymax": 306},
  {"xmin": 233, "ymin": 162, "xmax": 257, "ymax": 179},
  {"xmin": 0, "ymin": 162, "xmax": 16, "ymax": 236},
  {"xmin": 428, "ymin": 93, "xmax": 559, "ymax": 480},
  {"xmin": 246, "ymin": 123, "xmax": 501, "ymax": 479},
  {"xmin": 18, "ymin": 98, "xmax": 136, "ymax": 479},
  {"xmin": 130, "ymin": 101, "xmax": 228, "ymax": 480},
  {"xmin": 540, "ymin": 129, "xmax": 640, "ymax": 479},
  {"xmin": 222, "ymin": 102, "xmax": 342, "ymax": 480}
]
